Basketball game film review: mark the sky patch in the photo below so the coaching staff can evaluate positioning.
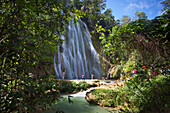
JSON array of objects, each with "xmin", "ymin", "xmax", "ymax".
[{"xmin": 103, "ymin": 0, "xmax": 164, "ymax": 20}]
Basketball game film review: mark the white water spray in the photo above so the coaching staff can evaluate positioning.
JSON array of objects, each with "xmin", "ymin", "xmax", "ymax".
[{"xmin": 54, "ymin": 19, "xmax": 101, "ymax": 79}]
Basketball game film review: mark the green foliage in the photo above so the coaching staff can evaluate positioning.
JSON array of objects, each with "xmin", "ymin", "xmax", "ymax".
[
  {"xmin": 121, "ymin": 16, "xmax": 131, "ymax": 24},
  {"xmin": 100, "ymin": 24, "xmax": 130, "ymax": 64},
  {"xmin": 161, "ymin": 0, "xmax": 170, "ymax": 12},
  {"xmin": 91, "ymin": 89, "xmax": 118, "ymax": 107},
  {"xmin": 135, "ymin": 10, "xmax": 147, "ymax": 19},
  {"xmin": 75, "ymin": 0, "xmax": 107, "ymax": 31},
  {"xmin": 89, "ymin": 67, "xmax": 170, "ymax": 112},
  {"xmin": 78, "ymin": 81, "xmax": 91, "ymax": 90},
  {"xmin": 126, "ymin": 14, "xmax": 170, "ymax": 63},
  {"xmin": 58, "ymin": 81, "xmax": 91, "ymax": 93},
  {"xmin": 0, "ymin": 0, "xmax": 85, "ymax": 112},
  {"xmin": 72, "ymin": 0, "xmax": 116, "ymax": 56},
  {"xmin": 116, "ymin": 65, "xmax": 170, "ymax": 113},
  {"xmin": 100, "ymin": 12, "xmax": 170, "ymax": 64},
  {"xmin": 1, "ymin": 74, "xmax": 60, "ymax": 112},
  {"xmin": 91, "ymin": 83, "xmax": 98, "ymax": 87},
  {"xmin": 79, "ymin": 0, "xmax": 116, "ymax": 39},
  {"xmin": 89, "ymin": 2, "xmax": 170, "ymax": 113},
  {"xmin": 94, "ymin": 79, "xmax": 100, "ymax": 83}
]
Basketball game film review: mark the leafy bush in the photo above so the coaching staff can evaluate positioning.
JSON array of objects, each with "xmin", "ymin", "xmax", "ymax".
[
  {"xmin": 78, "ymin": 81, "xmax": 90, "ymax": 90},
  {"xmin": 1, "ymin": 74, "xmax": 60, "ymax": 112},
  {"xmin": 88, "ymin": 62, "xmax": 170, "ymax": 113},
  {"xmin": 91, "ymin": 89, "xmax": 118, "ymax": 107},
  {"xmin": 94, "ymin": 79, "xmax": 100, "ymax": 83},
  {"xmin": 58, "ymin": 81, "xmax": 91, "ymax": 93},
  {"xmin": 91, "ymin": 83, "xmax": 98, "ymax": 87},
  {"xmin": 0, "ymin": 0, "xmax": 86, "ymax": 112},
  {"xmin": 116, "ymin": 74, "xmax": 170, "ymax": 113}
]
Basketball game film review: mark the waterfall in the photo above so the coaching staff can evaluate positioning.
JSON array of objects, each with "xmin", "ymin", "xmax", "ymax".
[{"xmin": 54, "ymin": 19, "xmax": 101, "ymax": 79}]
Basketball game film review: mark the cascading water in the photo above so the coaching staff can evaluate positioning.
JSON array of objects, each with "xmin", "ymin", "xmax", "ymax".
[{"xmin": 54, "ymin": 19, "xmax": 101, "ymax": 79}]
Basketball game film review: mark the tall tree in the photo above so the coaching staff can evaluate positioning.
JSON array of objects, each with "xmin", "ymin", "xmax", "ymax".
[
  {"xmin": 121, "ymin": 16, "xmax": 131, "ymax": 24},
  {"xmin": 0, "ymin": 0, "xmax": 84, "ymax": 112},
  {"xmin": 161, "ymin": 0, "xmax": 170, "ymax": 12},
  {"xmin": 80, "ymin": 0, "xmax": 106, "ymax": 31},
  {"xmin": 135, "ymin": 10, "xmax": 147, "ymax": 19},
  {"xmin": 104, "ymin": 8, "xmax": 112, "ymax": 16}
]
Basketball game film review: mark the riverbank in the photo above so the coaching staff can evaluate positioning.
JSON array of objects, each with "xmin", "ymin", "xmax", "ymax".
[
  {"xmin": 83, "ymin": 75, "xmax": 170, "ymax": 113},
  {"xmin": 61, "ymin": 79, "xmax": 125, "ymax": 111},
  {"xmin": 39, "ymin": 79, "xmax": 120, "ymax": 113},
  {"xmin": 61, "ymin": 79, "xmax": 125, "ymax": 88}
]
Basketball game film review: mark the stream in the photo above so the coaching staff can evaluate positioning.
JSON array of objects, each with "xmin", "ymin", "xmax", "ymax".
[{"xmin": 41, "ymin": 84, "xmax": 118, "ymax": 113}]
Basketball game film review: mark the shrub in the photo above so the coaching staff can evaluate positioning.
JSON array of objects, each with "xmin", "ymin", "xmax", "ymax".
[
  {"xmin": 88, "ymin": 64, "xmax": 170, "ymax": 113},
  {"xmin": 90, "ymin": 83, "xmax": 98, "ymax": 87},
  {"xmin": 58, "ymin": 81, "xmax": 91, "ymax": 93},
  {"xmin": 91, "ymin": 89, "xmax": 118, "ymax": 107},
  {"xmin": 115, "ymin": 65, "xmax": 170, "ymax": 113},
  {"xmin": 78, "ymin": 81, "xmax": 90, "ymax": 90},
  {"xmin": 1, "ymin": 74, "xmax": 60, "ymax": 112},
  {"xmin": 94, "ymin": 79, "xmax": 100, "ymax": 83}
]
